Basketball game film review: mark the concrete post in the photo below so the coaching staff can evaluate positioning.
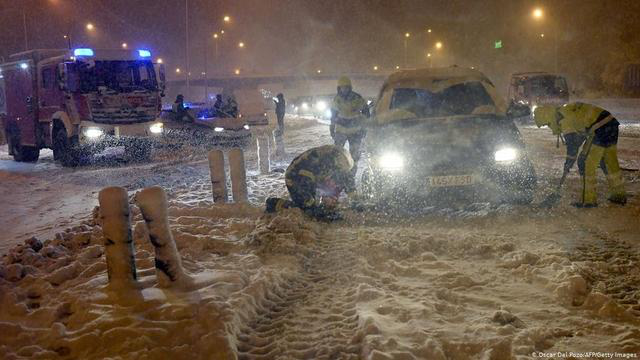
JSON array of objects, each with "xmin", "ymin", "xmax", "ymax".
[
  {"xmin": 273, "ymin": 129, "xmax": 285, "ymax": 159},
  {"xmin": 228, "ymin": 148, "xmax": 248, "ymax": 203},
  {"xmin": 135, "ymin": 186, "xmax": 191, "ymax": 288},
  {"xmin": 207, "ymin": 149, "xmax": 227, "ymax": 203},
  {"xmin": 98, "ymin": 187, "xmax": 137, "ymax": 288},
  {"xmin": 256, "ymin": 134, "xmax": 270, "ymax": 174}
]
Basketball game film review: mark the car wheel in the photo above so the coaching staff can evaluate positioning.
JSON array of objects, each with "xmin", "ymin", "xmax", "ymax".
[
  {"xmin": 53, "ymin": 126, "xmax": 82, "ymax": 167},
  {"xmin": 7, "ymin": 127, "xmax": 39, "ymax": 162}
]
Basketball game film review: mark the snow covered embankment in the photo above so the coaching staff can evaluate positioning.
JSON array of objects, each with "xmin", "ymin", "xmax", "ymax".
[{"xmin": 0, "ymin": 190, "xmax": 322, "ymax": 359}]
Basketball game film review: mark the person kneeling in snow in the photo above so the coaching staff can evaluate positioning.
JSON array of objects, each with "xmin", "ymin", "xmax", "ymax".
[{"xmin": 265, "ymin": 145, "xmax": 356, "ymax": 221}]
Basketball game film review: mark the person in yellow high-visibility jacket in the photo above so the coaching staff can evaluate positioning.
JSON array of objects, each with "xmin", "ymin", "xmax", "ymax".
[
  {"xmin": 534, "ymin": 102, "xmax": 626, "ymax": 207},
  {"xmin": 330, "ymin": 76, "xmax": 370, "ymax": 175},
  {"xmin": 265, "ymin": 145, "xmax": 356, "ymax": 221}
]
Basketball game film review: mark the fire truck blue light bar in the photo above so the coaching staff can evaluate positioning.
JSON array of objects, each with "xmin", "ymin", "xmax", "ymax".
[
  {"xmin": 138, "ymin": 49, "xmax": 151, "ymax": 58},
  {"xmin": 74, "ymin": 48, "xmax": 94, "ymax": 57}
]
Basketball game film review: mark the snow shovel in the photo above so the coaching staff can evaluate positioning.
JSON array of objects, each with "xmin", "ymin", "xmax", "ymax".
[{"xmin": 539, "ymin": 169, "xmax": 569, "ymax": 208}]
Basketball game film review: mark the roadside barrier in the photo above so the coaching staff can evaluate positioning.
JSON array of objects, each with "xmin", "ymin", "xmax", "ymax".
[
  {"xmin": 208, "ymin": 150, "xmax": 228, "ymax": 203},
  {"xmin": 135, "ymin": 186, "xmax": 192, "ymax": 288},
  {"xmin": 228, "ymin": 148, "xmax": 249, "ymax": 202},
  {"xmin": 273, "ymin": 129, "xmax": 285, "ymax": 160},
  {"xmin": 256, "ymin": 134, "xmax": 271, "ymax": 174},
  {"xmin": 98, "ymin": 187, "xmax": 138, "ymax": 289}
]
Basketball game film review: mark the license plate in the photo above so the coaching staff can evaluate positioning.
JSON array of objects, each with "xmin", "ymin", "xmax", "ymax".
[{"xmin": 428, "ymin": 175, "xmax": 475, "ymax": 187}]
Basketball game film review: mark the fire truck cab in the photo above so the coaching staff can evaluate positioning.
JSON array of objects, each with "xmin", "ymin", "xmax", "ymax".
[{"xmin": 0, "ymin": 48, "xmax": 165, "ymax": 166}]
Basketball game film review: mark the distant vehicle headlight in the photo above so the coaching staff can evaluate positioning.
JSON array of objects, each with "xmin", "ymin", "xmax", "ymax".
[
  {"xmin": 378, "ymin": 152, "xmax": 404, "ymax": 171},
  {"xmin": 494, "ymin": 147, "xmax": 518, "ymax": 162},
  {"xmin": 84, "ymin": 127, "xmax": 104, "ymax": 139},
  {"xmin": 315, "ymin": 100, "xmax": 327, "ymax": 111},
  {"xmin": 214, "ymin": 127, "xmax": 224, "ymax": 132},
  {"xmin": 149, "ymin": 122, "xmax": 163, "ymax": 134},
  {"xmin": 301, "ymin": 102, "xmax": 309, "ymax": 110},
  {"xmin": 243, "ymin": 124, "xmax": 250, "ymax": 130}
]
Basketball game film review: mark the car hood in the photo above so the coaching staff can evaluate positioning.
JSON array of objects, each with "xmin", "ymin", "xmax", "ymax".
[{"xmin": 366, "ymin": 115, "xmax": 524, "ymax": 167}]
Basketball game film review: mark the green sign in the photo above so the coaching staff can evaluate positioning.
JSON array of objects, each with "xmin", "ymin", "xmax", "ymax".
[{"xmin": 495, "ymin": 40, "xmax": 503, "ymax": 49}]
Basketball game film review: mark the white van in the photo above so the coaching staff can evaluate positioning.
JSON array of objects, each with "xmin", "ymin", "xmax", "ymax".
[{"xmin": 234, "ymin": 89, "xmax": 270, "ymax": 127}]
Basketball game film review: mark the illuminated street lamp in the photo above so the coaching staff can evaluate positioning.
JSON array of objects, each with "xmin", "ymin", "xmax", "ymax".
[
  {"xmin": 403, "ymin": 32, "xmax": 411, "ymax": 68},
  {"xmin": 234, "ymin": 69, "xmax": 240, "ymax": 75},
  {"xmin": 395, "ymin": 65, "xmax": 400, "ymax": 70},
  {"xmin": 435, "ymin": 41, "xmax": 443, "ymax": 49},
  {"xmin": 373, "ymin": 65, "xmax": 379, "ymax": 71},
  {"xmin": 157, "ymin": 58, "xmax": 163, "ymax": 64},
  {"xmin": 427, "ymin": 28, "xmax": 432, "ymax": 33},
  {"xmin": 176, "ymin": 68, "xmax": 181, "ymax": 74},
  {"xmin": 86, "ymin": 23, "xmax": 95, "ymax": 31},
  {"xmin": 540, "ymin": 33, "xmax": 545, "ymax": 38},
  {"xmin": 238, "ymin": 42, "xmax": 245, "ymax": 48},
  {"xmin": 223, "ymin": 15, "xmax": 230, "ymax": 23},
  {"xmin": 316, "ymin": 69, "xmax": 322, "ymax": 74},
  {"xmin": 121, "ymin": 42, "xmax": 127, "ymax": 49},
  {"xmin": 532, "ymin": 8, "xmax": 543, "ymax": 19}
]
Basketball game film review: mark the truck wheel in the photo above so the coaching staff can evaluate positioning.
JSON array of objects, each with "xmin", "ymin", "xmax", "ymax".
[
  {"xmin": 53, "ymin": 127, "xmax": 81, "ymax": 167},
  {"xmin": 7, "ymin": 128, "xmax": 39, "ymax": 162}
]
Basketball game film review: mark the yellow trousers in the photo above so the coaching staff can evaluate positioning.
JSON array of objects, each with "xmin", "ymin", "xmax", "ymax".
[{"xmin": 582, "ymin": 144, "xmax": 626, "ymax": 205}]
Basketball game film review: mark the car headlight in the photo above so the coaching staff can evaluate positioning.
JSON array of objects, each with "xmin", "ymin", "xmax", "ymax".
[
  {"xmin": 84, "ymin": 127, "xmax": 104, "ymax": 139},
  {"xmin": 243, "ymin": 124, "xmax": 250, "ymax": 130},
  {"xmin": 315, "ymin": 100, "xmax": 327, "ymax": 111},
  {"xmin": 149, "ymin": 122, "xmax": 163, "ymax": 134},
  {"xmin": 494, "ymin": 147, "xmax": 518, "ymax": 162},
  {"xmin": 214, "ymin": 127, "xmax": 224, "ymax": 132},
  {"xmin": 378, "ymin": 152, "xmax": 404, "ymax": 171}
]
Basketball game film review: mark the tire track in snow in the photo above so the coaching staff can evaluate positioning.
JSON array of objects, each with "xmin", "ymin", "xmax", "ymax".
[{"xmin": 235, "ymin": 228, "xmax": 362, "ymax": 359}]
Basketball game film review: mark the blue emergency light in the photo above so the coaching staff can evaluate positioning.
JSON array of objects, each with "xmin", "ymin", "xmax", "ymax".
[
  {"xmin": 74, "ymin": 48, "xmax": 94, "ymax": 57},
  {"xmin": 138, "ymin": 49, "xmax": 152, "ymax": 58}
]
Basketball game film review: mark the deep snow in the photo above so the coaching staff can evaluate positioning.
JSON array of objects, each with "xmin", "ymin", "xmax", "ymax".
[{"xmin": 0, "ymin": 111, "xmax": 639, "ymax": 359}]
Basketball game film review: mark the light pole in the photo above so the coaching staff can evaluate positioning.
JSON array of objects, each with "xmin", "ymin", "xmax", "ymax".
[
  {"xmin": 404, "ymin": 32, "xmax": 410, "ymax": 68},
  {"xmin": 532, "ymin": 7, "xmax": 558, "ymax": 73},
  {"xmin": 185, "ymin": 0, "xmax": 190, "ymax": 98}
]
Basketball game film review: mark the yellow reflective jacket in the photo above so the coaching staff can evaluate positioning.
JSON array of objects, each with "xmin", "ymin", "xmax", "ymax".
[
  {"xmin": 553, "ymin": 102, "xmax": 607, "ymax": 136},
  {"xmin": 285, "ymin": 145, "xmax": 355, "ymax": 192},
  {"xmin": 332, "ymin": 92, "xmax": 367, "ymax": 120}
]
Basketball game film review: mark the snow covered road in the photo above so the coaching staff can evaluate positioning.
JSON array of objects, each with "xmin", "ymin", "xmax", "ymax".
[{"xmin": 1, "ymin": 112, "xmax": 639, "ymax": 359}]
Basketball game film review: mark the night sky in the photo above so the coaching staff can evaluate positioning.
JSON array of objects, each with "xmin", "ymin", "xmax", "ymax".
[{"xmin": 1, "ymin": 0, "xmax": 639, "ymax": 90}]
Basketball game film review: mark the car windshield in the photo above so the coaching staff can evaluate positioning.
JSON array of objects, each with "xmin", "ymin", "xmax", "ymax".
[
  {"xmin": 74, "ymin": 60, "xmax": 158, "ymax": 93},
  {"xmin": 388, "ymin": 81, "xmax": 494, "ymax": 118},
  {"xmin": 524, "ymin": 75, "xmax": 567, "ymax": 96}
]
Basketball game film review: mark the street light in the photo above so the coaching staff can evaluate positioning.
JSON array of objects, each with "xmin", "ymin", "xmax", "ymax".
[
  {"xmin": 427, "ymin": 28, "xmax": 432, "ymax": 33},
  {"xmin": 532, "ymin": 8, "xmax": 543, "ymax": 19},
  {"xmin": 223, "ymin": 15, "xmax": 230, "ymax": 23},
  {"xmin": 404, "ymin": 32, "xmax": 410, "ymax": 68},
  {"xmin": 435, "ymin": 41, "xmax": 443, "ymax": 49},
  {"xmin": 176, "ymin": 68, "xmax": 181, "ymax": 73},
  {"xmin": 238, "ymin": 42, "xmax": 245, "ymax": 48},
  {"xmin": 530, "ymin": 7, "xmax": 558, "ymax": 72},
  {"xmin": 395, "ymin": 65, "xmax": 400, "ymax": 70},
  {"xmin": 373, "ymin": 65, "xmax": 379, "ymax": 71},
  {"xmin": 234, "ymin": 69, "xmax": 240, "ymax": 75},
  {"xmin": 157, "ymin": 58, "xmax": 163, "ymax": 64},
  {"xmin": 121, "ymin": 42, "xmax": 127, "ymax": 49},
  {"xmin": 86, "ymin": 23, "xmax": 94, "ymax": 31},
  {"xmin": 317, "ymin": 69, "xmax": 322, "ymax": 74}
]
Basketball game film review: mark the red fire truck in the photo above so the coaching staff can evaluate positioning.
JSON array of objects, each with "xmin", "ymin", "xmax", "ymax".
[{"xmin": 0, "ymin": 48, "xmax": 165, "ymax": 166}]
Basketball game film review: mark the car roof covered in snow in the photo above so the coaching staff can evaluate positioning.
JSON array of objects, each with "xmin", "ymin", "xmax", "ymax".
[{"xmin": 373, "ymin": 66, "xmax": 507, "ymax": 125}]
